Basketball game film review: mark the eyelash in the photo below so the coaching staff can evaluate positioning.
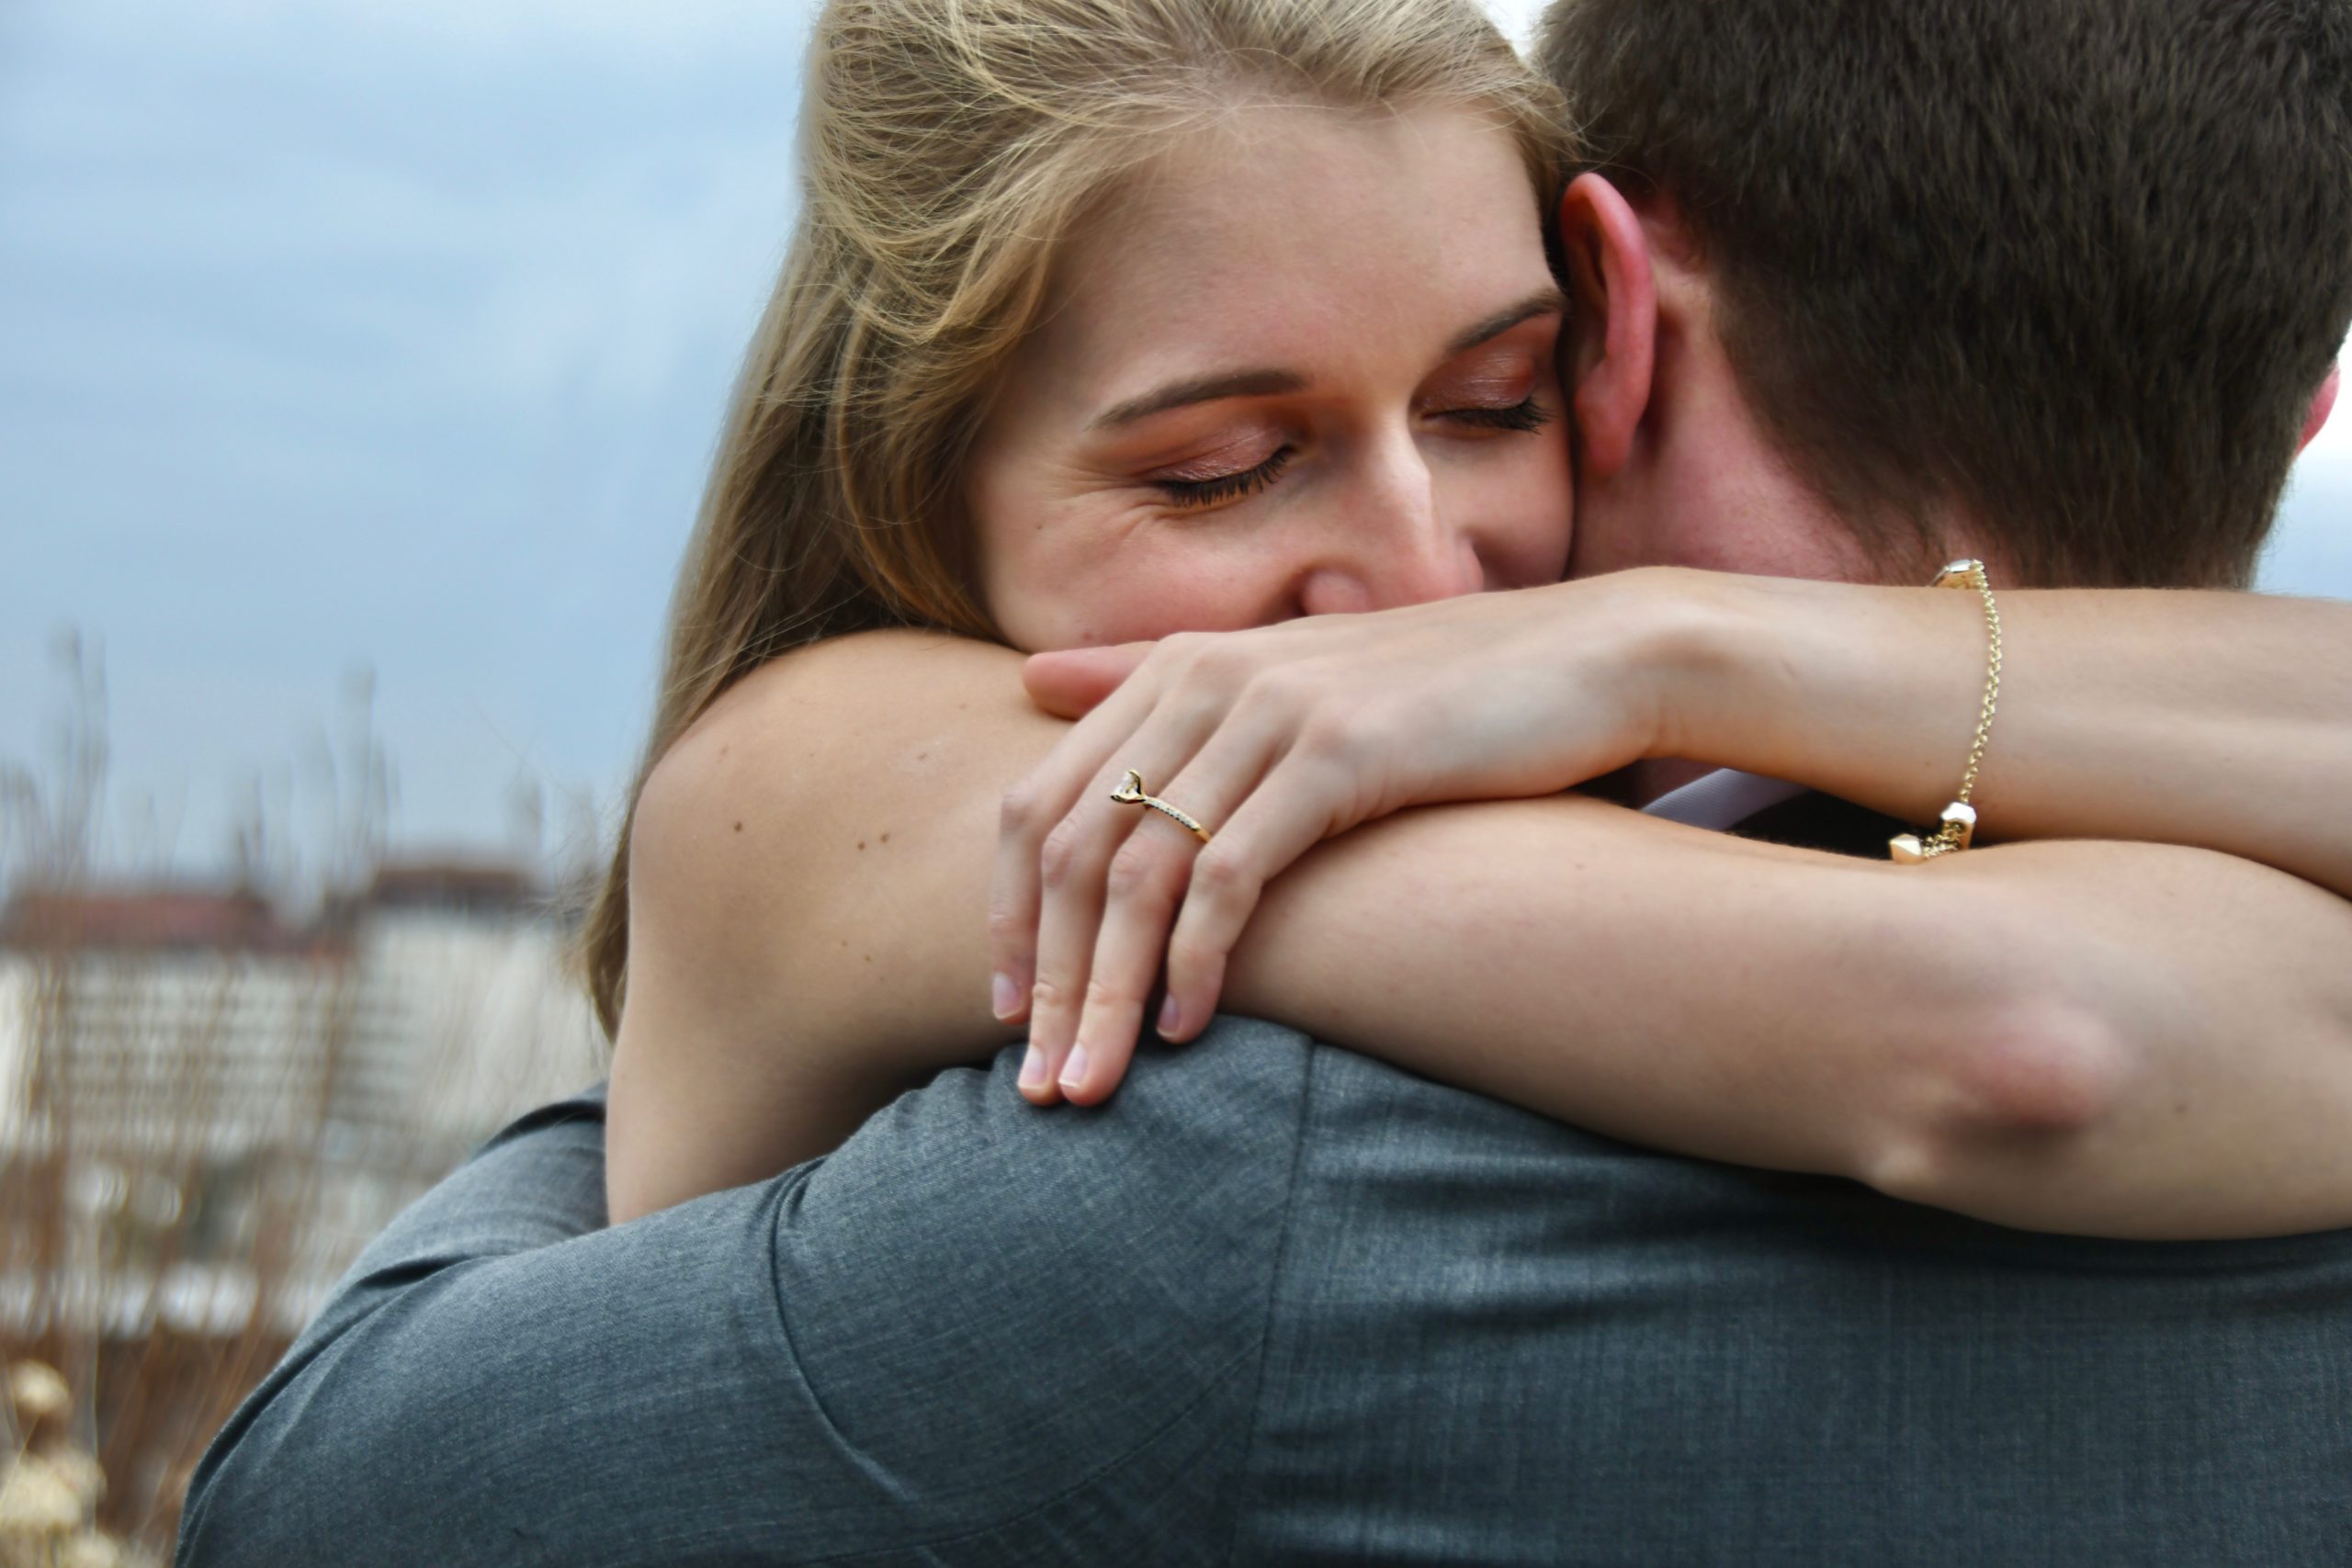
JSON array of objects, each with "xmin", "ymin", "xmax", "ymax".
[
  {"xmin": 1445, "ymin": 395, "xmax": 1556, "ymax": 434},
  {"xmin": 1149, "ymin": 396, "xmax": 1555, "ymax": 510},
  {"xmin": 1153, "ymin": 447, "xmax": 1295, "ymax": 509}
]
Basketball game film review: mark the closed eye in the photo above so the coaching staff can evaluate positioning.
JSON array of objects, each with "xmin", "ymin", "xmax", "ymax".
[
  {"xmin": 1440, "ymin": 396, "xmax": 1555, "ymax": 434},
  {"xmin": 1151, "ymin": 446, "xmax": 1295, "ymax": 509}
]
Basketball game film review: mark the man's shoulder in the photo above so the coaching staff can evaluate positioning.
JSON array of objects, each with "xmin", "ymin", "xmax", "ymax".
[
  {"xmin": 760, "ymin": 1016, "xmax": 1316, "ymax": 1509},
  {"xmin": 813, "ymin": 1014, "xmax": 1316, "ymax": 1239}
]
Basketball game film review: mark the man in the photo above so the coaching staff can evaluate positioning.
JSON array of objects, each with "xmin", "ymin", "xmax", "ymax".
[{"xmin": 176, "ymin": 2, "xmax": 2352, "ymax": 1563}]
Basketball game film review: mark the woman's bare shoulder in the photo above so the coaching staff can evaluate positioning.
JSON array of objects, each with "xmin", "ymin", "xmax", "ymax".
[
  {"xmin": 640, "ymin": 629, "xmax": 1016, "ymax": 838},
  {"xmin": 628, "ymin": 630, "xmax": 1053, "ymax": 956},
  {"xmin": 688, "ymin": 627, "xmax": 1021, "ymax": 760},
  {"xmin": 618, "ymin": 628, "xmax": 1062, "ymax": 1065}
]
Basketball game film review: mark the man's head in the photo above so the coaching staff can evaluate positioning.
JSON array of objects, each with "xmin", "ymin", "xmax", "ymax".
[{"xmin": 1534, "ymin": 0, "xmax": 2352, "ymax": 588}]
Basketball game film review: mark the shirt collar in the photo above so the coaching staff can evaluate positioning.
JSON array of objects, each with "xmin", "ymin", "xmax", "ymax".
[{"xmin": 1639, "ymin": 768, "xmax": 1808, "ymax": 832}]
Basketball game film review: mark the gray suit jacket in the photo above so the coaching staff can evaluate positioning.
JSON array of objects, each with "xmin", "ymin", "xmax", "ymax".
[{"xmin": 175, "ymin": 1012, "xmax": 2352, "ymax": 1566}]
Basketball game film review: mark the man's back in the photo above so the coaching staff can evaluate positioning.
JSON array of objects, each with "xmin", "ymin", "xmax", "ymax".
[
  {"xmin": 1239, "ymin": 1042, "xmax": 2352, "ymax": 1562},
  {"xmin": 179, "ymin": 1016, "xmax": 2352, "ymax": 1565}
]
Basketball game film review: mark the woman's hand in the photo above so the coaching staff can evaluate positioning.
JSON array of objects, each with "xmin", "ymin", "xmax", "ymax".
[{"xmin": 992, "ymin": 570, "xmax": 1696, "ymax": 1105}]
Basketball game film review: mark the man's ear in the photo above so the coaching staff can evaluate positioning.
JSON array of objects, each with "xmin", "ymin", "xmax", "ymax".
[
  {"xmin": 2299, "ymin": 365, "xmax": 2338, "ymax": 455},
  {"xmin": 1557, "ymin": 172, "xmax": 1657, "ymax": 479}
]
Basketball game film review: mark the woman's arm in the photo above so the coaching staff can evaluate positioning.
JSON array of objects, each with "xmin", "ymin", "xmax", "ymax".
[
  {"xmin": 1022, "ymin": 569, "xmax": 2352, "ymax": 894},
  {"xmin": 1002, "ymin": 569, "xmax": 2352, "ymax": 1090},
  {"xmin": 606, "ymin": 629, "xmax": 2352, "ymax": 1238},
  {"xmin": 1655, "ymin": 570, "xmax": 2352, "ymax": 895},
  {"xmin": 1229, "ymin": 796, "xmax": 2352, "ymax": 1240}
]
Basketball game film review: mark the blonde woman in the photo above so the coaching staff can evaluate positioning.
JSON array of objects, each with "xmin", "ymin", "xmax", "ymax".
[
  {"xmin": 180, "ymin": 3, "xmax": 2352, "ymax": 1561},
  {"xmin": 594, "ymin": 0, "xmax": 2352, "ymax": 1245}
]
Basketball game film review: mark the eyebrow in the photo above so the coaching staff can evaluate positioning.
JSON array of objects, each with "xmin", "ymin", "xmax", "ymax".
[
  {"xmin": 1091, "ymin": 368, "xmax": 1309, "ymax": 431},
  {"xmin": 1444, "ymin": 286, "xmax": 1569, "ymax": 358},
  {"xmin": 1087, "ymin": 285, "xmax": 1569, "ymax": 432}
]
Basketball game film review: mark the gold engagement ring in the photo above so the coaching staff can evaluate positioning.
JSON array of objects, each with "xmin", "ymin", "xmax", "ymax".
[{"xmin": 1110, "ymin": 770, "xmax": 1213, "ymax": 843}]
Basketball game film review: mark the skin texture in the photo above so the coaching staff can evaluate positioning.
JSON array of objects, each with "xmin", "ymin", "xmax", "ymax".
[{"xmin": 604, "ymin": 146, "xmax": 2352, "ymax": 1241}]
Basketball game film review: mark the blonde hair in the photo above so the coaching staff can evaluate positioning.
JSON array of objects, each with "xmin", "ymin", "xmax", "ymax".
[{"xmin": 578, "ymin": 0, "xmax": 1571, "ymax": 1036}]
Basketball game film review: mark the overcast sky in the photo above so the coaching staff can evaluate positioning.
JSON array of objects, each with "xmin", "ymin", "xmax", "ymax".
[{"xmin": 6, "ymin": 0, "xmax": 2347, "ymax": 881}]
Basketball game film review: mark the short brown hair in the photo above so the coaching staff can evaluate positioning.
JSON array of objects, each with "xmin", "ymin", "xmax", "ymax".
[{"xmin": 1536, "ymin": 0, "xmax": 2352, "ymax": 587}]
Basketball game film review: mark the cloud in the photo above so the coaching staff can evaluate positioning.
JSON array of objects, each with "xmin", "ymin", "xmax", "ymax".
[{"xmin": 1, "ymin": 0, "xmax": 819, "ymax": 862}]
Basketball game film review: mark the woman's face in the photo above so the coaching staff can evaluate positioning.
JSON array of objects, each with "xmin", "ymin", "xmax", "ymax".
[{"xmin": 966, "ymin": 100, "xmax": 1573, "ymax": 652}]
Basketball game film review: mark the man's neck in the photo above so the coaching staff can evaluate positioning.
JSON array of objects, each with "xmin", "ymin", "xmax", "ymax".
[
  {"xmin": 1575, "ymin": 436, "xmax": 2002, "ymax": 817},
  {"xmin": 1566, "ymin": 254, "xmax": 1998, "ymax": 594}
]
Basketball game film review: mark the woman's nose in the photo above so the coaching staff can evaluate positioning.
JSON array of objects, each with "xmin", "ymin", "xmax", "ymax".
[{"xmin": 1295, "ymin": 438, "xmax": 1484, "ymax": 615}]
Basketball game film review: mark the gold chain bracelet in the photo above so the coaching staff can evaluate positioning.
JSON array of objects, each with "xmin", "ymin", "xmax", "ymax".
[{"xmin": 1889, "ymin": 558, "xmax": 2003, "ymax": 863}]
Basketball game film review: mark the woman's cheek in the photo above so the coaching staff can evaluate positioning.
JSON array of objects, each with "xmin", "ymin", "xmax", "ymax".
[
  {"xmin": 981, "ymin": 498, "xmax": 1193, "ymax": 649},
  {"xmin": 1056, "ymin": 538, "xmax": 1275, "ymax": 645},
  {"xmin": 1494, "ymin": 431, "xmax": 1576, "ymax": 584},
  {"xmin": 1439, "ymin": 436, "xmax": 1573, "ymax": 588}
]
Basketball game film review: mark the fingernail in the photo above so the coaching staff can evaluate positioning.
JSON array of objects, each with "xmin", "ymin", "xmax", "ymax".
[
  {"xmin": 992, "ymin": 972, "xmax": 1022, "ymax": 1021},
  {"xmin": 1018, "ymin": 1044, "xmax": 1048, "ymax": 1092},
  {"xmin": 1156, "ymin": 994, "xmax": 1182, "ymax": 1038},
  {"xmin": 1058, "ymin": 1043, "xmax": 1091, "ymax": 1095}
]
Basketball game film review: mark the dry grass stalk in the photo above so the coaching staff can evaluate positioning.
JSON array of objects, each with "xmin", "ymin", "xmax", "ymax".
[{"xmin": 2, "ymin": 637, "xmax": 607, "ymax": 1558}]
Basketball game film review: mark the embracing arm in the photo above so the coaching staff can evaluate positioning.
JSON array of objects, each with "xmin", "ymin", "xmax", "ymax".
[
  {"xmin": 1228, "ymin": 796, "xmax": 2352, "ymax": 1239},
  {"xmin": 1655, "ymin": 570, "xmax": 2352, "ymax": 897},
  {"xmin": 1021, "ymin": 569, "xmax": 2352, "ymax": 900},
  {"xmin": 1003, "ymin": 569, "xmax": 2352, "ymax": 1101},
  {"xmin": 605, "ymin": 634, "xmax": 1049, "ymax": 1221},
  {"xmin": 608, "ymin": 629, "xmax": 2352, "ymax": 1238}
]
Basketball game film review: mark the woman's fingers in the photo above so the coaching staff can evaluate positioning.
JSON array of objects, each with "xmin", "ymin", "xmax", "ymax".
[
  {"xmin": 1154, "ymin": 749, "xmax": 1356, "ymax": 1042},
  {"xmin": 1048, "ymin": 811, "xmax": 1197, "ymax": 1106},
  {"xmin": 990, "ymin": 663, "xmax": 1170, "ymax": 1032},
  {"xmin": 1014, "ymin": 735, "xmax": 1219, "ymax": 1101},
  {"xmin": 1055, "ymin": 727, "xmax": 1282, "ymax": 1104},
  {"xmin": 990, "ymin": 787, "xmax": 1051, "ymax": 1028},
  {"xmin": 1017, "ymin": 801, "xmax": 1126, "ymax": 1102},
  {"xmin": 1023, "ymin": 641, "xmax": 1155, "ymax": 719}
]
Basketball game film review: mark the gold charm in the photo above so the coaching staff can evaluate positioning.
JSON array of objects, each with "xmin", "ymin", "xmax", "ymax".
[
  {"xmin": 1888, "ymin": 801, "xmax": 1977, "ymax": 863},
  {"xmin": 1889, "ymin": 560, "xmax": 2001, "ymax": 864}
]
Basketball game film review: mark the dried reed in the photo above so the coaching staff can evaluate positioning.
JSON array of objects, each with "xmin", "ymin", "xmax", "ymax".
[{"xmin": 1, "ymin": 635, "xmax": 607, "ymax": 1558}]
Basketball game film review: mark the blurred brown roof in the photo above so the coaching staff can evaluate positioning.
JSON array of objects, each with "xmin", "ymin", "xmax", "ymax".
[
  {"xmin": 360, "ymin": 860, "xmax": 539, "ymax": 918},
  {"xmin": 0, "ymin": 887, "xmax": 334, "ymax": 956},
  {"xmin": 0, "ymin": 857, "xmax": 548, "ymax": 955}
]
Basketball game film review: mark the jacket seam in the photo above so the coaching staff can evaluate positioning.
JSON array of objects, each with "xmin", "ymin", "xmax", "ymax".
[
  {"xmin": 759, "ymin": 1133, "xmax": 1286, "ymax": 1561},
  {"xmin": 784, "ymin": 1344, "xmax": 1261, "ymax": 1565},
  {"xmin": 1219, "ymin": 1038, "xmax": 1320, "ymax": 1566}
]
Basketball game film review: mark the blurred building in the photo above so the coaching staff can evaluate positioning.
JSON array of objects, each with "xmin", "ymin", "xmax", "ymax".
[{"xmin": 0, "ymin": 861, "xmax": 607, "ymax": 1341}]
